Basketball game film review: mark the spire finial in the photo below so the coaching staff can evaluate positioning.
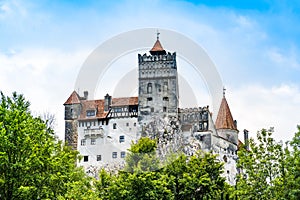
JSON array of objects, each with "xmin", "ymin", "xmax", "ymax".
[
  {"xmin": 156, "ymin": 29, "xmax": 160, "ymax": 40},
  {"xmin": 223, "ymin": 87, "xmax": 226, "ymax": 97}
]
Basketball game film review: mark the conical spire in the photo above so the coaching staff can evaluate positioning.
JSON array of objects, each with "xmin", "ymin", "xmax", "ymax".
[
  {"xmin": 150, "ymin": 31, "xmax": 166, "ymax": 55},
  {"xmin": 215, "ymin": 89, "xmax": 237, "ymax": 130}
]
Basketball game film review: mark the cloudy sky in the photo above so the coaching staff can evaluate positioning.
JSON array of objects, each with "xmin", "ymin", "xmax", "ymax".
[{"xmin": 1, "ymin": 0, "xmax": 299, "ymax": 142}]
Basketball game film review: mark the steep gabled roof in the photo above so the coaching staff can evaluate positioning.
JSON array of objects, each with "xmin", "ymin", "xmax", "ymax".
[
  {"xmin": 64, "ymin": 91, "xmax": 81, "ymax": 105},
  {"xmin": 215, "ymin": 97, "xmax": 237, "ymax": 130},
  {"xmin": 150, "ymin": 39, "xmax": 166, "ymax": 55}
]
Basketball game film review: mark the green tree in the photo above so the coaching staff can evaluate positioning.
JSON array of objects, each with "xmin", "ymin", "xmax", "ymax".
[
  {"xmin": 96, "ymin": 137, "xmax": 173, "ymax": 199},
  {"xmin": 124, "ymin": 137, "xmax": 159, "ymax": 173},
  {"xmin": 0, "ymin": 92, "xmax": 94, "ymax": 199},
  {"xmin": 96, "ymin": 137, "xmax": 228, "ymax": 199},
  {"xmin": 164, "ymin": 152, "xmax": 228, "ymax": 200},
  {"xmin": 282, "ymin": 126, "xmax": 300, "ymax": 199},
  {"xmin": 234, "ymin": 128, "xmax": 286, "ymax": 200}
]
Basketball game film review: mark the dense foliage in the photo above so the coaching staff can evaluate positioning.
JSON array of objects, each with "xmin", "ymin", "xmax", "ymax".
[
  {"xmin": 0, "ymin": 92, "xmax": 96, "ymax": 199},
  {"xmin": 1, "ymin": 92, "xmax": 300, "ymax": 199},
  {"xmin": 95, "ymin": 137, "xmax": 229, "ymax": 200},
  {"xmin": 234, "ymin": 127, "xmax": 300, "ymax": 200}
]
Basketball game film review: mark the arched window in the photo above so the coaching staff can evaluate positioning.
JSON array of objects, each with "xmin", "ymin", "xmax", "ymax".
[{"xmin": 147, "ymin": 83, "xmax": 152, "ymax": 94}]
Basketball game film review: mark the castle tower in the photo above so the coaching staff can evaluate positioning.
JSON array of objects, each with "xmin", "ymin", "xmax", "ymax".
[
  {"xmin": 138, "ymin": 33, "xmax": 179, "ymax": 124},
  {"xmin": 215, "ymin": 89, "xmax": 239, "ymax": 145},
  {"xmin": 64, "ymin": 91, "xmax": 82, "ymax": 149}
]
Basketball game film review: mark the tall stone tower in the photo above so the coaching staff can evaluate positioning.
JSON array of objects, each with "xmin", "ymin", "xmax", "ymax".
[
  {"xmin": 64, "ymin": 91, "xmax": 82, "ymax": 149},
  {"xmin": 138, "ymin": 34, "xmax": 179, "ymax": 125}
]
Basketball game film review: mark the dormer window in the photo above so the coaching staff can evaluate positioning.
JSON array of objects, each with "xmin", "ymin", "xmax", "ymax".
[{"xmin": 86, "ymin": 110, "xmax": 96, "ymax": 117}]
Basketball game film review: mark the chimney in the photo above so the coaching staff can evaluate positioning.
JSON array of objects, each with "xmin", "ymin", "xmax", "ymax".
[
  {"xmin": 234, "ymin": 120, "xmax": 237, "ymax": 129},
  {"xmin": 104, "ymin": 94, "xmax": 112, "ymax": 111},
  {"xmin": 243, "ymin": 129, "xmax": 249, "ymax": 150},
  {"xmin": 83, "ymin": 91, "xmax": 88, "ymax": 100}
]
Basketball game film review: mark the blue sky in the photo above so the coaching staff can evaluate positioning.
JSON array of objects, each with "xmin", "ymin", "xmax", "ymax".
[{"xmin": 1, "ymin": 0, "xmax": 299, "ymax": 142}]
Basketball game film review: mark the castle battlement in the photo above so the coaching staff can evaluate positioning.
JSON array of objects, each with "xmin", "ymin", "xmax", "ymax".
[{"xmin": 138, "ymin": 52, "xmax": 176, "ymax": 63}]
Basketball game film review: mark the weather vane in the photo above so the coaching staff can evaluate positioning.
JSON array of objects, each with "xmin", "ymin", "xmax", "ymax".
[
  {"xmin": 156, "ymin": 29, "xmax": 160, "ymax": 40},
  {"xmin": 223, "ymin": 87, "xmax": 226, "ymax": 97}
]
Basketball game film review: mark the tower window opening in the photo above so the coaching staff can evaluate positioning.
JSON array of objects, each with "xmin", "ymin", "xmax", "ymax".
[
  {"xmin": 91, "ymin": 138, "xmax": 96, "ymax": 145},
  {"xmin": 163, "ymin": 107, "xmax": 167, "ymax": 112},
  {"xmin": 157, "ymin": 84, "xmax": 161, "ymax": 92},
  {"xmin": 147, "ymin": 83, "xmax": 152, "ymax": 94},
  {"xmin": 163, "ymin": 82, "xmax": 168, "ymax": 91}
]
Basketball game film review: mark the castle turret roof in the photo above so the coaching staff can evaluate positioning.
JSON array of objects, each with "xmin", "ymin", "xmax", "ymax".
[
  {"xmin": 150, "ymin": 39, "xmax": 166, "ymax": 55},
  {"xmin": 215, "ymin": 96, "xmax": 237, "ymax": 130},
  {"xmin": 64, "ymin": 91, "xmax": 81, "ymax": 105}
]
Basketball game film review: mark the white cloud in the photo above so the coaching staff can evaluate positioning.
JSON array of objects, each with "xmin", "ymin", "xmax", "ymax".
[
  {"xmin": 0, "ymin": 47, "xmax": 92, "ymax": 139},
  {"xmin": 267, "ymin": 47, "xmax": 300, "ymax": 70},
  {"xmin": 0, "ymin": 0, "xmax": 28, "ymax": 19},
  {"xmin": 227, "ymin": 84, "xmax": 300, "ymax": 143},
  {"xmin": 0, "ymin": 0, "xmax": 299, "ymax": 144}
]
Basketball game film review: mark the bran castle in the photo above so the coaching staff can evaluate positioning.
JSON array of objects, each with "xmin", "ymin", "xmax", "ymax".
[{"xmin": 64, "ymin": 35, "xmax": 247, "ymax": 185}]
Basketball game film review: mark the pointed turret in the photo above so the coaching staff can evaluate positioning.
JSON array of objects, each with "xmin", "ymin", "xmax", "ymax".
[
  {"xmin": 215, "ymin": 88, "xmax": 237, "ymax": 130},
  {"xmin": 150, "ymin": 31, "xmax": 166, "ymax": 55},
  {"xmin": 215, "ymin": 97, "xmax": 237, "ymax": 130},
  {"xmin": 215, "ymin": 88, "xmax": 239, "ymax": 145}
]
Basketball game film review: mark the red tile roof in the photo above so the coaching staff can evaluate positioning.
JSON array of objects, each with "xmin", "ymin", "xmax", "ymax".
[
  {"xmin": 78, "ymin": 97, "xmax": 138, "ymax": 120},
  {"xmin": 150, "ymin": 40, "xmax": 164, "ymax": 51},
  {"xmin": 79, "ymin": 99, "xmax": 107, "ymax": 120},
  {"xmin": 150, "ymin": 39, "xmax": 166, "ymax": 55},
  {"xmin": 215, "ymin": 97, "xmax": 237, "ymax": 130},
  {"xmin": 111, "ymin": 97, "xmax": 138, "ymax": 107},
  {"xmin": 64, "ymin": 91, "xmax": 81, "ymax": 105}
]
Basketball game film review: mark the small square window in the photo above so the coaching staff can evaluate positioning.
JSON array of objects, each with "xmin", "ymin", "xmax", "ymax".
[
  {"xmin": 126, "ymin": 122, "xmax": 129, "ymax": 127},
  {"xmin": 151, "ymin": 107, "xmax": 154, "ymax": 112},
  {"xmin": 134, "ymin": 122, "xmax": 136, "ymax": 127},
  {"xmin": 147, "ymin": 97, "xmax": 152, "ymax": 101},
  {"xmin": 121, "ymin": 151, "xmax": 126, "ymax": 158},
  {"xmin": 83, "ymin": 156, "xmax": 88, "ymax": 162},
  {"xmin": 113, "ymin": 123, "xmax": 117, "ymax": 129},
  {"xmin": 81, "ymin": 139, "xmax": 86, "ymax": 146},
  {"xmin": 97, "ymin": 155, "xmax": 101, "ymax": 161},
  {"xmin": 112, "ymin": 152, "xmax": 117, "ymax": 158},
  {"xmin": 91, "ymin": 138, "xmax": 96, "ymax": 145},
  {"xmin": 119, "ymin": 135, "xmax": 125, "ymax": 143}
]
